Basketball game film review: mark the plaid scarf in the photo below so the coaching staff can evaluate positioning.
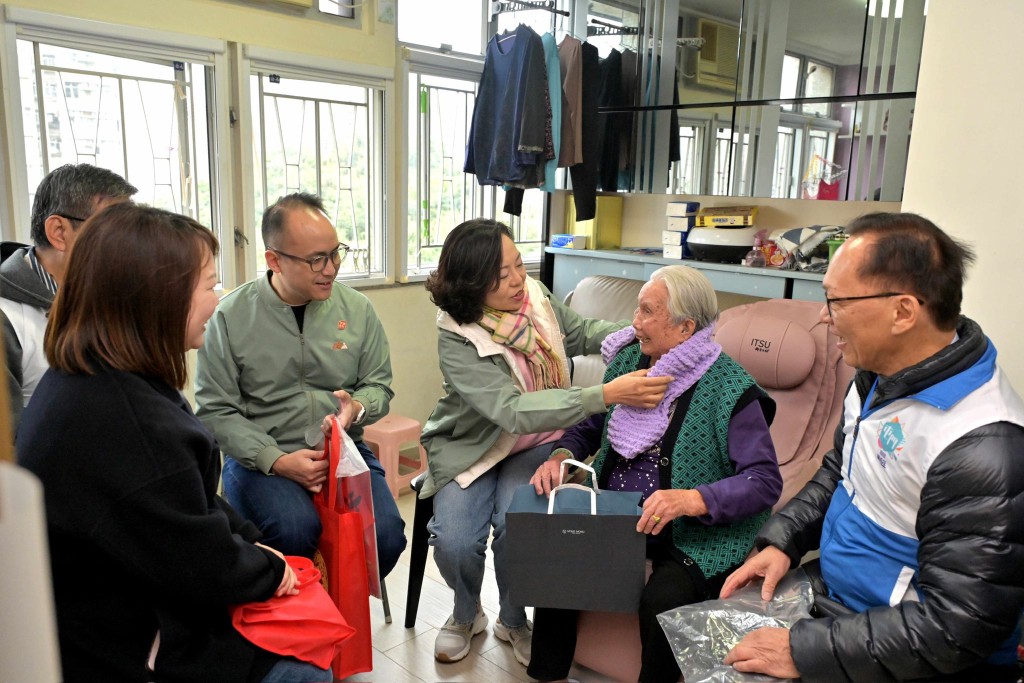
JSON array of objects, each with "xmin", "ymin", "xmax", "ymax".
[{"xmin": 478, "ymin": 291, "xmax": 567, "ymax": 391}]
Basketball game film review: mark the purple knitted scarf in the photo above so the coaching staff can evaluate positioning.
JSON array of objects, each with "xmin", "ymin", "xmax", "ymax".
[{"xmin": 601, "ymin": 325, "xmax": 721, "ymax": 459}]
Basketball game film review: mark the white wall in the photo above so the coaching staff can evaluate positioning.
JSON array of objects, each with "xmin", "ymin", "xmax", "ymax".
[
  {"xmin": 362, "ymin": 284, "xmax": 443, "ymax": 425},
  {"xmin": 902, "ymin": 0, "xmax": 1024, "ymax": 390}
]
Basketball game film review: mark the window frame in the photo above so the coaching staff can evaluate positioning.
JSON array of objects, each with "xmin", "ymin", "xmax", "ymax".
[
  {"xmin": 236, "ymin": 45, "xmax": 394, "ymax": 288},
  {"xmin": 399, "ymin": 48, "xmax": 548, "ymax": 283},
  {"xmin": 0, "ymin": 6, "xmax": 237, "ymax": 284}
]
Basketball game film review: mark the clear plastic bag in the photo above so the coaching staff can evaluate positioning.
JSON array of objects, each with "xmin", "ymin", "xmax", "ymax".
[
  {"xmin": 656, "ymin": 569, "xmax": 813, "ymax": 683},
  {"xmin": 335, "ymin": 428, "xmax": 369, "ymax": 479}
]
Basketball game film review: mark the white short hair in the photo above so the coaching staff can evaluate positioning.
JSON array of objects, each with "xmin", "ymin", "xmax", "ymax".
[{"xmin": 649, "ymin": 265, "xmax": 718, "ymax": 331}]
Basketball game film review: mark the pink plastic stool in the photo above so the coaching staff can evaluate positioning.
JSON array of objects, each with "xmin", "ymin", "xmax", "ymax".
[{"xmin": 361, "ymin": 415, "xmax": 427, "ymax": 500}]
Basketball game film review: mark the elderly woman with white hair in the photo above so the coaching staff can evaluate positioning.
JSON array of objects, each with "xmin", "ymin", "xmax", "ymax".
[{"xmin": 526, "ymin": 265, "xmax": 783, "ymax": 683}]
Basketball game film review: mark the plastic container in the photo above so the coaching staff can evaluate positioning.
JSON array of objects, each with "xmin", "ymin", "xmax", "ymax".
[
  {"xmin": 742, "ymin": 238, "xmax": 767, "ymax": 267},
  {"xmin": 827, "ymin": 233, "xmax": 848, "ymax": 261}
]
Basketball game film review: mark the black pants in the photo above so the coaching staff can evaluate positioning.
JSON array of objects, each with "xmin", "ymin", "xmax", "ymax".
[{"xmin": 527, "ymin": 546, "xmax": 734, "ymax": 683}]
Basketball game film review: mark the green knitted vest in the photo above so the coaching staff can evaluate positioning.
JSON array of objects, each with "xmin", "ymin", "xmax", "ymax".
[{"xmin": 590, "ymin": 343, "xmax": 770, "ymax": 578}]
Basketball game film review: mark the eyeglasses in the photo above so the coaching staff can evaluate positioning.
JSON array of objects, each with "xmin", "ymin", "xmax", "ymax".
[
  {"xmin": 824, "ymin": 292, "xmax": 923, "ymax": 318},
  {"xmin": 53, "ymin": 212, "xmax": 89, "ymax": 224},
  {"xmin": 269, "ymin": 243, "xmax": 349, "ymax": 272}
]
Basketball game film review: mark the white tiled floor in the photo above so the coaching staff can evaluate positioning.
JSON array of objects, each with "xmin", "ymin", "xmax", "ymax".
[{"xmin": 340, "ymin": 492, "xmax": 619, "ymax": 683}]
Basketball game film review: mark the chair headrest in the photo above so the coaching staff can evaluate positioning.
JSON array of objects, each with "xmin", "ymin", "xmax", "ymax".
[
  {"xmin": 715, "ymin": 314, "xmax": 816, "ymax": 390},
  {"xmin": 566, "ymin": 276, "xmax": 643, "ymax": 322}
]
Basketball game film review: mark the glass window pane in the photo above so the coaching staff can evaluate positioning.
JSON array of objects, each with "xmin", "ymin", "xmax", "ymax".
[
  {"xmin": 398, "ymin": 0, "xmax": 484, "ymax": 54},
  {"xmin": 252, "ymin": 72, "xmax": 383, "ymax": 280},
  {"xmin": 319, "ymin": 0, "xmax": 354, "ymax": 19},
  {"xmin": 406, "ymin": 68, "xmax": 544, "ymax": 277},
  {"xmin": 17, "ymin": 39, "xmax": 219, "ymax": 277},
  {"xmin": 780, "ymin": 54, "xmax": 800, "ymax": 110},
  {"xmin": 585, "ymin": 2, "xmax": 640, "ymax": 58},
  {"xmin": 803, "ymin": 61, "xmax": 834, "ymax": 117}
]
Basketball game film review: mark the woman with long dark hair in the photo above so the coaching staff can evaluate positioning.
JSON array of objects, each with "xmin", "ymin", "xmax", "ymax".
[{"xmin": 17, "ymin": 203, "xmax": 331, "ymax": 683}]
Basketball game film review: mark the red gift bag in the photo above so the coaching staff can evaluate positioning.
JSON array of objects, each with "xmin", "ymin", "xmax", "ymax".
[
  {"xmin": 313, "ymin": 417, "xmax": 374, "ymax": 679},
  {"xmin": 230, "ymin": 556, "xmax": 354, "ymax": 669}
]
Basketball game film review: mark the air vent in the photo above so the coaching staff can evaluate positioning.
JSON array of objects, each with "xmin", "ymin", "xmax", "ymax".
[{"xmin": 696, "ymin": 19, "xmax": 739, "ymax": 92}]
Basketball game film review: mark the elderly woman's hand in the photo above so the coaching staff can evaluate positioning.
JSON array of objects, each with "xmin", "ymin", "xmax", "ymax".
[
  {"xmin": 603, "ymin": 369, "xmax": 673, "ymax": 408},
  {"xmin": 530, "ymin": 449, "xmax": 573, "ymax": 495},
  {"xmin": 637, "ymin": 488, "xmax": 708, "ymax": 534}
]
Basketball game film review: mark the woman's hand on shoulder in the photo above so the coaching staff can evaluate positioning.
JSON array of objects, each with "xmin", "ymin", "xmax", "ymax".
[
  {"xmin": 530, "ymin": 449, "xmax": 573, "ymax": 496},
  {"xmin": 603, "ymin": 369, "xmax": 673, "ymax": 408},
  {"xmin": 636, "ymin": 489, "xmax": 708, "ymax": 535}
]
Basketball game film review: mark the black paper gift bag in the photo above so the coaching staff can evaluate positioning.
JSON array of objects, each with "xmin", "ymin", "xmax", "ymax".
[{"xmin": 505, "ymin": 472, "xmax": 646, "ymax": 613}]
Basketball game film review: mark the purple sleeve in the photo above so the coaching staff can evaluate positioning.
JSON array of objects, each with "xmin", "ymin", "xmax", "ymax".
[
  {"xmin": 553, "ymin": 412, "xmax": 605, "ymax": 460},
  {"xmin": 694, "ymin": 400, "xmax": 782, "ymax": 525}
]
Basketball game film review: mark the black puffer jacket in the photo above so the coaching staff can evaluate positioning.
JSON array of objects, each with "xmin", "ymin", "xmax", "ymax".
[{"xmin": 757, "ymin": 318, "xmax": 1024, "ymax": 682}]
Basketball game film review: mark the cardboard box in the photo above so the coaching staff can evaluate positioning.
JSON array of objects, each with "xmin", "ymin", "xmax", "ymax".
[
  {"xmin": 550, "ymin": 234, "xmax": 588, "ymax": 249},
  {"xmin": 696, "ymin": 205, "xmax": 759, "ymax": 227},
  {"xmin": 666, "ymin": 215, "xmax": 696, "ymax": 231},
  {"xmin": 666, "ymin": 201, "xmax": 700, "ymax": 217},
  {"xmin": 564, "ymin": 195, "xmax": 623, "ymax": 250},
  {"xmin": 663, "ymin": 244, "xmax": 685, "ymax": 259},
  {"xmin": 662, "ymin": 230, "xmax": 686, "ymax": 245}
]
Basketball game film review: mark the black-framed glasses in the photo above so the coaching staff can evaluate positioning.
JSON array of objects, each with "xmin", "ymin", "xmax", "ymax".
[
  {"xmin": 53, "ymin": 212, "xmax": 88, "ymax": 224},
  {"xmin": 269, "ymin": 243, "xmax": 349, "ymax": 272},
  {"xmin": 825, "ymin": 292, "xmax": 923, "ymax": 318}
]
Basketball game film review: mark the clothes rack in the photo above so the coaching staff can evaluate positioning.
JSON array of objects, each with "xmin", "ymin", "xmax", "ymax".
[
  {"xmin": 490, "ymin": 0, "xmax": 570, "ymax": 18},
  {"xmin": 586, "ymin": 24, "xmax": 639, "ymax": 37}
]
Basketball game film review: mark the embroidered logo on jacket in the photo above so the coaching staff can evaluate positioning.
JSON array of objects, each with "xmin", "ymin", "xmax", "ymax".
[{"xmin": 876, "ymin": 416, "xmax": 906, "ymax": 468}]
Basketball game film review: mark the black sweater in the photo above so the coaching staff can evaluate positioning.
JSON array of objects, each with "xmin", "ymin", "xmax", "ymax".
[{"xmin": 18, "ymin": 365, "xmax": 286, "ymax": 683}]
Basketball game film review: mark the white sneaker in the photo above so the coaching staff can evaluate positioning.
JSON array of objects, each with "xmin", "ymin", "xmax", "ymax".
[
  {"xmin": 493, "ymin": 618, "xmax": 533, "ymax": 667},
  {"xmin": 434, "ymin": 607, "xmax": 488, "ymax": 663}
]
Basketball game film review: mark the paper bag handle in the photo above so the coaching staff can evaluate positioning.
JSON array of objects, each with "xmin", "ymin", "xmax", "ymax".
[
  {"xmin": 558, "ymin": 458, "xmax": 600, "ymax": 493},
  {"xmin": 547, "ymin": 483, "xmax": 597, "ymax": 515}
]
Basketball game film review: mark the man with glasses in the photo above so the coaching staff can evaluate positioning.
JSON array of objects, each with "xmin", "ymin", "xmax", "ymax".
[
  {"xmin": 195, "ymin": 192, "xmax": 406, "ymax": 578},
  {"xmin": 1, "ymin": 163, "xmax": 136, "ymax": 429},
  {"xmin": 721, "ymin": 213, "xmax": 1024, "ymax": 682}
]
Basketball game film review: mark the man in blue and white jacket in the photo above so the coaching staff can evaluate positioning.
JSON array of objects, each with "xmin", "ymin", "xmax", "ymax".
[{"xmin": 721, "ymin": 213, "xmax": 1024, "ymax": 682}]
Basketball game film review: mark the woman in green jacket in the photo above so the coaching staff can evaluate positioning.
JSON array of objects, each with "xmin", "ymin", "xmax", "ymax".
[{"xmin": 421, "ymin": 219, "xmax": 670, "ymax": 667}]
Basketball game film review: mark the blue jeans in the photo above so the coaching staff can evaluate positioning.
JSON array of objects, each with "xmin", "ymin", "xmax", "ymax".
[
  {"xmin": 260, "ymin": 658, "xmax": 332, "ymax": 682},
  {"xmin": 222, "ymin": 441, "xmax": 407, "ymax": 577},
  {"xmin": 428, "ymin": 442, "xmax": 554, "ymax": 627}
]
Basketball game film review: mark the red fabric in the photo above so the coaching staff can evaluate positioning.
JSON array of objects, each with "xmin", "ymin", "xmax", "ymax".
[
  {"xmin": 230, "ymin": 556, "xmax": 353, "ymax": 670},
  {"xmin": 815, "ymin": 178, "xmax": 840, "ymax": 200},
  {"xmin": 313, "ymin": 417, "xmax": 374, "ymax": 679}
]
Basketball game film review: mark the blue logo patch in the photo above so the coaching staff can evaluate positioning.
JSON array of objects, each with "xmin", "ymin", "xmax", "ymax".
[{"xmin": 876, "ymin": 417, "xmax": 906, "ymax": 469}]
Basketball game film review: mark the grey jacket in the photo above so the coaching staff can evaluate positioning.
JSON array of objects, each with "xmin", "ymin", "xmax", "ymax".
[{"xmin": 0, "ymin": 242, "xmax": 54, "ymax": 432}]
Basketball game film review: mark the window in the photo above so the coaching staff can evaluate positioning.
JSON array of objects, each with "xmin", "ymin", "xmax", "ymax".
[
  {"xmin": 399, "ymin": 2, "xmax": 553, "ymax": 279},
  {"xmin": 772, "ymin": 114, "xmax": 839, "ymax": 199},
  {"xmin": 670, "ymin": 123, "xmax": 703, "ymax": 195},
  {"xmin": 250, "ymin": 71, "xmax": 385, "ymax": 282},
  {"xmin": 780, "ymin": 53, "xmax": 835, "ymax": 117},
  {"xmin": 14, "ymin": 34, "xmax": 222, "ymax": 276},
  {"xmin": 405, "ymin": 65, "xmax": 544, "ymax": 278},
  {"xmin": 318, "ymin": 0, "xmax": 355, "ymax": 19},
  {"xmin": 397, "ymin": 0, "xmax": 485, "ymax": 55}
]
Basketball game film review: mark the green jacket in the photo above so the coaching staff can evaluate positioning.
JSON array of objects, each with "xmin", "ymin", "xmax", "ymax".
[
  {"xmin": 419, "ymin": 279, "xmax": 621, "ymax": 497},
  {"xmin": 195, "ymin": 274, "xmax": 393, "ymax": 474}
]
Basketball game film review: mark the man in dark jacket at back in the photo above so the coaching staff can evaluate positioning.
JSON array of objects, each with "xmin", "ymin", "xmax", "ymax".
[
  {"xmin": 721, "ymin": 213, "xmax": 1024, "ymax": 682},
  {"xmin": 0, "ymin": 164, "xmax": 136, "ymax": 430}
]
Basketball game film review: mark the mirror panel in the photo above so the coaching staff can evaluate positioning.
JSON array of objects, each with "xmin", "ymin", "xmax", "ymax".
[
  {"xmin": 621, "ymin": 0, "xmax": 926, "ymax": 197},
  {"xmin": 664, "ymin": 96, "xmax": 912, "ymax": 200}
]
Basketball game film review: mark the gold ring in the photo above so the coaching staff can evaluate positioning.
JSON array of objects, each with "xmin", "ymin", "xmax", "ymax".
[{"xmin": 652, "ymin": 515, "xmax": 662, "ymax": 523}]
